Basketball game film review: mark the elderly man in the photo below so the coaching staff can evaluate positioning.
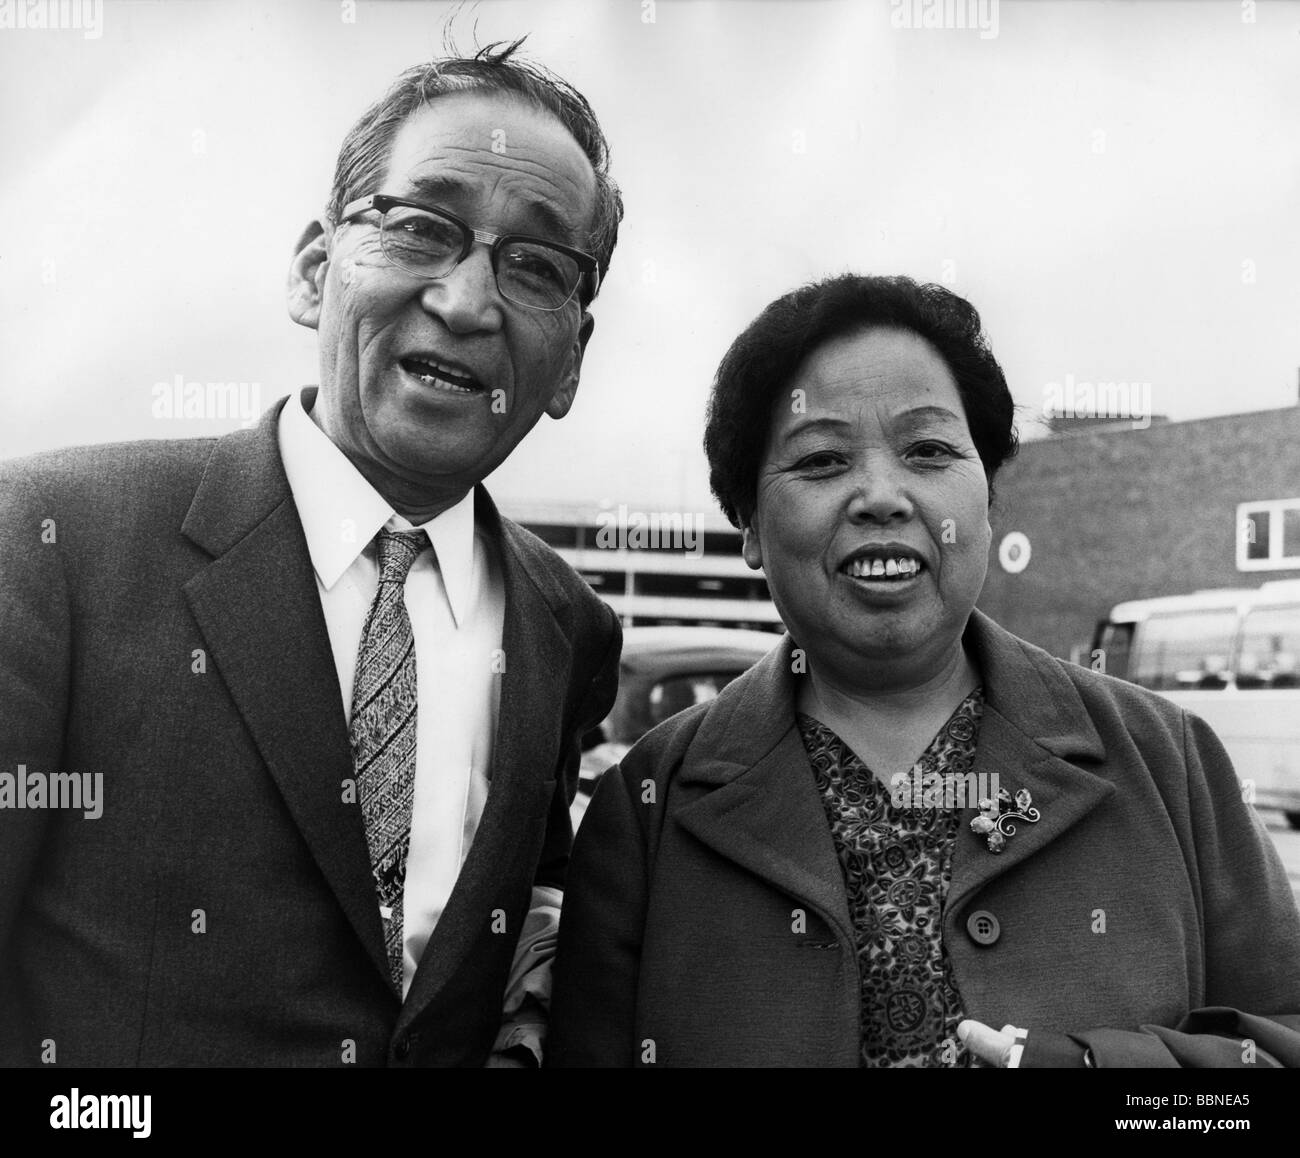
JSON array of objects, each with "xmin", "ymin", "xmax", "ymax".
[{"xmin": 0, "ymin": 42, "xmax": 622, "ymax": 1067}]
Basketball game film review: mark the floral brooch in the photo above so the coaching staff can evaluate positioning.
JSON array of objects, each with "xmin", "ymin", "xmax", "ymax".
[{"xmin": 970, "ymin": 787, "xmax": 1040, "ymax": 854}]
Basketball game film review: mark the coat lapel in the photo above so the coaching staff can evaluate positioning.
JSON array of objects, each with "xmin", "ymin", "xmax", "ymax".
[
  {"xmin": 946, "ymin": 610, "xmax": 1115, "ymax": 911},
  {"xmin": 675, "ymin": 641, "xmax": 856, "ymax": 947},
  {"xmin": 180, "ymin": 398, "xmax": 389, "ymax": 984},
  {"xmin": 946, "ymin": 702, "xmax": 1115, "ymax": 914},
  {"xmin": 673, "ymin": 611, "xmax": 1118, "ymax": 937},
  {"xmin": 398, "ymin": 493, "xmax": 571, "ymax": 1024}
]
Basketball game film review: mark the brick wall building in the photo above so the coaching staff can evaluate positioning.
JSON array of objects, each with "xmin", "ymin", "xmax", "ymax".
[{"xmin": 978, "ymin": 404, "xmax": 1300, "ymax": 660}]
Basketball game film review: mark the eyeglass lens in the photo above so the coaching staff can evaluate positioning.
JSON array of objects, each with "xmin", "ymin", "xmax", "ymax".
[{"xmin": 380, "ymin": 204, "xmax": 582, "ymax": 309}]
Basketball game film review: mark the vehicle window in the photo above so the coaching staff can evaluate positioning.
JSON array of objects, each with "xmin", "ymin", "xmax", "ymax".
[
  {"xmin": 1236, "ymin": 605, "xmax": 1300, "ymax": 688},
  {"xmin": 1131, "ymin": 611, "xmax": 1237, "ymax": 690},
  {"xmin": 1095, "ymin": 621, "xmax": 1133, "ymax": 681},
  {"xmin": 647, "ymin": 671, "xmax": 740, "ymax": 726}
]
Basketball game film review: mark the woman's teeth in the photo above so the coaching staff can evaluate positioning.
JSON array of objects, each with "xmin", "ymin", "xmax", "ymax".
[{"xmin": 846, "ymin": 557, "xmax": 921, "ymax": 580}]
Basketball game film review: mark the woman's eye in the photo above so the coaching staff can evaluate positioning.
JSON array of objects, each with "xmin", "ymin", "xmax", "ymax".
[
  {"xmin": 910, "ymin": 441, "xmax": 956, "ymax": 461},
  {"xmin": 794, "ymin": 452, "xmax": 843, "ymax": 472}
]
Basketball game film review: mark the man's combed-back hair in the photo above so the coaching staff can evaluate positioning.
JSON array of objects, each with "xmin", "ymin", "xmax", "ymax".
[
  {"xmin": 704, "ymin": 274, "xmax": 1019, "ymax": 527},
  {"xmin": 326, "ymin": 38, "xmax": 623, "ymax": 295}
]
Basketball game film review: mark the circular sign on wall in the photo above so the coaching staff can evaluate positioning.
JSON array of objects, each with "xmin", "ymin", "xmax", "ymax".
[{"xmin": 998, "ymin": 532, "xmax": 1031, "ymax": 574}]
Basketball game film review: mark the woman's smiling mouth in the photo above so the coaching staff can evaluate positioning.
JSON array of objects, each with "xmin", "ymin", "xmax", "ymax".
[
  {"xmin": 843, "ymin": 556, "xmax": 924, "ymax": 581},
  {"xmin": 838, "ymin": 545, "xmax": 928, "ymax": 586}
]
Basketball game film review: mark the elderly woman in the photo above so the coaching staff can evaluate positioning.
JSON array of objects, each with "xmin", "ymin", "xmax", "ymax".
[{"xmin": 548, "ymin": 274, "xmax": 1300, "ymax": 1068}]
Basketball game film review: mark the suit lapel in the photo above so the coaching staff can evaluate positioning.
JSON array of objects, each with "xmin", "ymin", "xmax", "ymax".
[
  {"xmin": 181, "ymin": 399, "xmax": 389, "ymax": 984},
  {"xmin": 399, "ymin": 494, "xmax": 571, "ymax": 1023}
]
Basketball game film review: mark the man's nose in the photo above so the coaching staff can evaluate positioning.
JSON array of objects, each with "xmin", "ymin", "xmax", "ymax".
[
  {"xmin": 845, "ymin": 457, "xmax": 914, "ymax": 523},
  {"xmin": 419, "ymin": 245, "xmax": 504, "ymax": 333}
]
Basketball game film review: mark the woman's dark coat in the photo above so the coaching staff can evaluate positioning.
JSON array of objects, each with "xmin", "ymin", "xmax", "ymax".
[{"xmin": 550, "ymin": 611, "xmax": 1300, "ymax": 1067}]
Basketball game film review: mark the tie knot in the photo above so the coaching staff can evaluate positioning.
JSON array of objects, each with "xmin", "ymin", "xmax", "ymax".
[{"xmin": 374, "ymin": 529, "xmax": 426, "ymax": 585}]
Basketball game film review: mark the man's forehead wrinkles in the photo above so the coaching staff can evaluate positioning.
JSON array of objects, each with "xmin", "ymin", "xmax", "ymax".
[
  {"xmin": 430, "ymin": 139, "xmax": 580, "ymax": 177},
  {"xmin": 406, "ymin": 151, "xmax": 580, "ymax": 190},
  {"xmin": 401, "ymin": 156, "xmax": 584, "ymax": 239},
  {"xmin": 477, "ymin": 167, "xmax": 580, "ymax": 235},
  {"xmin": 384, "ymin": 96, "xmax": 598, "ymax": 245}
]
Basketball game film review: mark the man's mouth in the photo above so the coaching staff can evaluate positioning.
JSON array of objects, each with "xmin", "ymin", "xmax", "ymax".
[
  {"xmin": 839, "ymin": 547, "xmax": 927, "ymax": 584},
  {"xmin": 398, "ymin": 355, "xmax": 485, "ymax": 395}
]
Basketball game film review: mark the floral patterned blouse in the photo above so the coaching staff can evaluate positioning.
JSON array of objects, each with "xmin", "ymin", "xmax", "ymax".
[{"xmin": 796, "ymin": 688, "xmax": 984, "ymax": 1068}]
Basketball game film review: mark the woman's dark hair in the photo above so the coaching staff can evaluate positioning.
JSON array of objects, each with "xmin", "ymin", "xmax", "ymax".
[
  {"xmin": 326, "ymin": 38, "xmax": 623, "ymax": 292},
  {"xmin": 704, "ymin": 274, "xmax": 1019, "ymax": 527}
]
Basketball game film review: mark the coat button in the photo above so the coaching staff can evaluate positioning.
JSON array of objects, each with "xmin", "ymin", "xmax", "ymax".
[
  {"xmin": 966, "ymin": 910, "xmax": 1001, "ymax": 946},
  {"xmin": 393, "ymin": 1033, "xmax": 411, "ymax": 1060}
]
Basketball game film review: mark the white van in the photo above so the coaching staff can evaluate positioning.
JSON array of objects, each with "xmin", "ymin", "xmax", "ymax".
[{"xmin": 1094, "ymin": 580, "xmax": 1300, "ymax": 829}]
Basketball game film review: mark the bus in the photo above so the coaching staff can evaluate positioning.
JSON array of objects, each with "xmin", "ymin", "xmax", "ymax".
[{"xmin": 1094, "ymin": 580, "xmax": 1300, "ymax": 829}]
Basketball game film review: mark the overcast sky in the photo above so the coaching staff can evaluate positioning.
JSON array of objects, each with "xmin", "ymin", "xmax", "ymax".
[{"xmin": 2, "ymin": 0, "xmax": 1297, "ymax": 516}]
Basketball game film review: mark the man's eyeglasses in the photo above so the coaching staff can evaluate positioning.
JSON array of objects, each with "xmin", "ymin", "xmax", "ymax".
[{"xmin": 338, "ymin": 193, "xmax": 599, "ymax": 312}]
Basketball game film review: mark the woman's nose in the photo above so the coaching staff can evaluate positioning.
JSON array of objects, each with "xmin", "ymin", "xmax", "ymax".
[{"xmin": 845, "ymin": 459, "xmax": 913, "ymax": 523}]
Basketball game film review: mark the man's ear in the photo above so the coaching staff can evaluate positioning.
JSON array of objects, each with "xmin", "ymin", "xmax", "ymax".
[
  {"xmin": 287, "ymin": 220, "xmax": 329, "ymax": 330},
  {"xmin": 545, "ymin": 310, "xmax": 595, "ymax": 420},
  {"xmin": 740, "ymin": 519, "xmax": 763, "ymax": 571}
]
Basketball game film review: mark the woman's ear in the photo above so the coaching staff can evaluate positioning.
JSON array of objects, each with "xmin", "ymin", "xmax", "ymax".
[{"xmin": 287, "ymin": 220, "xmax": 329, "ymax": 330}]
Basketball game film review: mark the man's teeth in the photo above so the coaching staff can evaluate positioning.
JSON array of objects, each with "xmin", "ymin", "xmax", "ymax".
[
  {"xmin": 846, "ymin": 557, "xmax": 921, "ymax": 579},
  {"xmin": 415, "ymin": 373, "xmax": 472, "ymax": 393},
  {"xmin": 404, "ymin": 358, "xmax": 478, "ymax": 392}
]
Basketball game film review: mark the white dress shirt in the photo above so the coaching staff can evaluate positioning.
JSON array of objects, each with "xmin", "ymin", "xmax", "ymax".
[{"xmin": 278, "ymin": 389, "xmax": 558, "ymax": 1038}]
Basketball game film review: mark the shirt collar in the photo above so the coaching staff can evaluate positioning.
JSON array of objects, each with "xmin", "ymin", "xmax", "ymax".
[
  {"xmin": 278, "ymin": 388, "xmax": 479, "ymax": 626},
  {"xmin": 391, "ymin": 487, "xmax": 478, "ymax": 630}
]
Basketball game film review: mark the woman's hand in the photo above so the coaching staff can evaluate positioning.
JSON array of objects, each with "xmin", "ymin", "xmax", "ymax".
[{"xmin": 957, "ymin": 1019, "xmax": 1026, "ymax": 1067}]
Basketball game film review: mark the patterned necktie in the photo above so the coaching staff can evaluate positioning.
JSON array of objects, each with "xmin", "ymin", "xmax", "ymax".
[{"xmin": 350, "ymin": 528, "xmax": 426, "ymax": 994}]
